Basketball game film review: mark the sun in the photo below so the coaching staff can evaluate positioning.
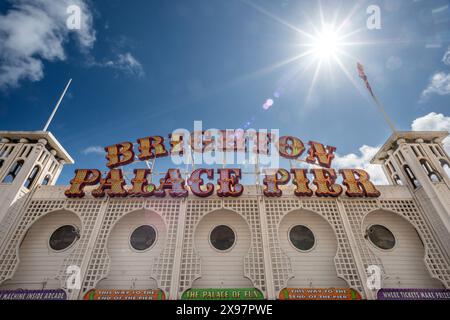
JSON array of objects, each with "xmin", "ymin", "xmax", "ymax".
[
  {"xmin": 311, "ymin": 26, "xmax": 342, "ymax": 61},
  {"xmin": 230, "ymin": 1, "xmax": 371, "ymax": 105}
]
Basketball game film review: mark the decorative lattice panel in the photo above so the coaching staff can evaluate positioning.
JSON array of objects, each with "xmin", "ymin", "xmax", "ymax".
[
  {"xmin": 226, "ymin": 199, "xmax": 266, "ymax": 293},
  {"xmin": 264, "ymin": 199, "xmax": 364, "ymax": 295},
  {"xmin": 81, "ymin": 199, "xmax": 181, "ymax": 296},
  {"xmin": 0, "ymin": 195, "xmax": 29, "ymax": 248},
  {"xmin": 0, "ymin": 199, "xmax": 66, "ymax": 283},
  {"xmin": 343, "ymin": 199, "xmax": 450, "ymax": 288},
  {"xmin": 341, "ymin": 200, "xmax": 384, "ymax": 275},
  {"xmin": 58, "ymin": 200, "xmax": 104, "ymax": 290},
  {"xmin": 179, "ymin": 199, "xmax": 266, "ymax": 296}
]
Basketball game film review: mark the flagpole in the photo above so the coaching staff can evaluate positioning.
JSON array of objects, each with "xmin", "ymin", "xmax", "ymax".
[
  {"xmin": 356, "ymin": 63, "xmax": 397, "ymax": 134},
  {"xmin": 371, "ymin": 94, "xmax": 397, "ymax": 134},
  {"xmin": 43, "ymin": 78, "xmax": 72, "ymax": 132}
]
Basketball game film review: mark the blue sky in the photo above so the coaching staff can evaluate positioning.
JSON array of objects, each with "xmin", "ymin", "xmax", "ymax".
[{"xmin": 1, "ymin": 0, "xmax": 450, "ymax": 185}]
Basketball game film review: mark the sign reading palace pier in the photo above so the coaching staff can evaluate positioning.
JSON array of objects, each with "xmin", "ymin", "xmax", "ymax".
[{"xmin": 65, "ymin": 131, "xmax": 381, "ymax": 199}]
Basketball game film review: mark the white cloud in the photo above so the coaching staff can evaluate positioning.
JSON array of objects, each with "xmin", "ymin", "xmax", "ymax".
[
  {"xmin": 411, "ymin": 112, "xmax": 450, "ymax": 153},
  {"xmin": 0, "ymin": 0, "xmax": 95, "ymax": 89},
  {"xmin": 443, "ymin": 47, "xmax": 450, "ymax": 65},
  {"xmin": 82, "ymin": 146, "xmax": 104, "ymax": 155},
  {"xmin": 104, "ymin": 53, "xmax": 145, "ymax": 77},
  {"xmin": 419, "ymin": 47, "xmax": 450, "ymax": 101},
  {"xmin": 420, "ymin": 72, "xmax": 450, "ymax": 101},
  {"xmin": 333, "ymin": 145, "xmax": 388, "ymax": 185},
  {"xmin": 0, "ymin": 1, "xmax": 144, "ymax": 90}
]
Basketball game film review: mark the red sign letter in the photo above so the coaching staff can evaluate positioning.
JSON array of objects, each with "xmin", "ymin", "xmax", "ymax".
[
  {"xmin": 277, "ymin": 136, "xmax": 305, "ymax": 159},
  {"xmin": 188, "ymin": 168, "xmax": 215, "ymax": 197},
  {"xmin": 340, "ymin": 169, "xmax": 381, "ymax": 197},
  {"xmin": 169, "ymin": 133, "xmax": 185, "ymax": 155},
  {"xmin": 92, "ymin": 169, "xmax": 128, "ymax": 198},
  {"xmin": 306, "ymin": 141, "xmax": 336, "ymax": 168},
  {"xmin": 263, "ymin": 168, "xmax": 290, "ymax": 197},
  {"xmin": 65, "ymin": 169, "xmax": 101, "ymax": 198},
  {"xmin": 105, "ymin": 142, "xmax": 135, "ymax": 169},
  {"xmin": 311, "ymin": 168, "xmax": 343, "ymax": 197},
  {"xmin": 154, "ymin": 169, "xmax": 188, "ymax": 198},
  {"xmin": 291, "ymin": 168, "xmax": 313, "ymax": 197},
  {"xmin": 128, "ymin": 169, "xmax": 156, "ymax": 197},
  {"xmin": 217, "ymin": 168, "xmax": 244, "ymax": 197},
  {"xmin": 137, "ymin": 136, "xmax": 169, "ymax": 161}
]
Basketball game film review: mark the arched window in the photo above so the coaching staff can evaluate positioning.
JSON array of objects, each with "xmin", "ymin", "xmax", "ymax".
[
  {"xmin": 403, "ymin": 165, "xmax": 420, "ymax": 189},
  {"xmin": 440, "ymin": 160, "xmax": 450, "ymax": 179},
  {"xmin": 42, "ymin": 175, "xmax": 51, "ymax": 186},
  {"xmin": 429, "ymin": 145, "xmax": 438, "ymax": 157},
  {"xmin": 0, "ymin": 159, "xmax": 4, "ymax": 169},
  {"xmin": 385, "ymin": 164, "xmax": 392, "ymax": 176},
  {"xmin": 2, "ymin": 160, "xmax": 24, "ymax": 183},
  {"xmin": 24, "ymin": 165, "xmax": 40, "ymax": 189},
  {"xmin": 420, "ymin": 159, "xmax": 441, "ymax": 183},
  {"xmin": 393, "ymin": 175, "xmax": 403, "ymax": 186}
]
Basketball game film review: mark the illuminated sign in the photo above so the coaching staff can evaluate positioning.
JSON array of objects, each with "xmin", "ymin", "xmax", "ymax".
[
  {"xmin": 83, "ymin": 289, "xmax": 165, "ymax": 300},
  {"xmin": 0, "ymin": 289, "xmax": 67, "ymax": 300},
  {"xmin": 65, "ymin": 131, "xmax": 381, "ymax": 199},
  {"xmin": 377, "ymin": 288, "xmax": 450, "ymax": 300},
  {"xmin": 279, "ymin": 288, "xmax": 362, "ymax": 300},
  {"xmin": 182, "ymin": 288, "xmax": 264, "ymax": 300}
]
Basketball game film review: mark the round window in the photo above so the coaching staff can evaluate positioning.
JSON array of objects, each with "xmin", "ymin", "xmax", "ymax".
[
  {"xmin": 130, "ymin": 225, "xmax": 157, "ymax": 251},
  {"xmin": 367, "ymin": 225, "xmax": 396, "ymax": 250},
  {"xmin": 49, "ymin": 225, "xmax": 79, "ymax": 251},
  {"xmin": 289, "ymin": 225, "xmax": 315, "ymax": 251},
  {"xmin": 210, "ymin": 225, "xmax": 235, "ymax": 251}
]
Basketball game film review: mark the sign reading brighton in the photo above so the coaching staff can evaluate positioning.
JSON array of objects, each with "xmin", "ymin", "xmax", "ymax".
[{"xmin": 65, "ymin": 129, "xmax": 381, "ymax": 199}]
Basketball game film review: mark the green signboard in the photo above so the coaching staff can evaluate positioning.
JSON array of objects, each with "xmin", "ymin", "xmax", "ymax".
[{"xmin": 182, "ymin": 288, "xmax": 264, "ymax": 300}]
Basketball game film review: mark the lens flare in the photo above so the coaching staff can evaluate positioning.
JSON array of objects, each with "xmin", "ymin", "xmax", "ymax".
[{"xmin": 263, "ymin": 98, "xmax": 274, "ymax": 110}]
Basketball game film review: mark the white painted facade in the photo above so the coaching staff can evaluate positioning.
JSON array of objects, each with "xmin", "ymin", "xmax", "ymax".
[{"xmin": 0, "ymin": 130, "xmax": 449, "ymax": 300}]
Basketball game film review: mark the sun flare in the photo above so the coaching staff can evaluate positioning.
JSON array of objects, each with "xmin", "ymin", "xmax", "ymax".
[
  {"xmin": 311, "ymin": 26, "xmax": 342, "ymax": 61},
  {"xmin": 237, "ymin": 1, "xmax": 369, "ymax": 105}
]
